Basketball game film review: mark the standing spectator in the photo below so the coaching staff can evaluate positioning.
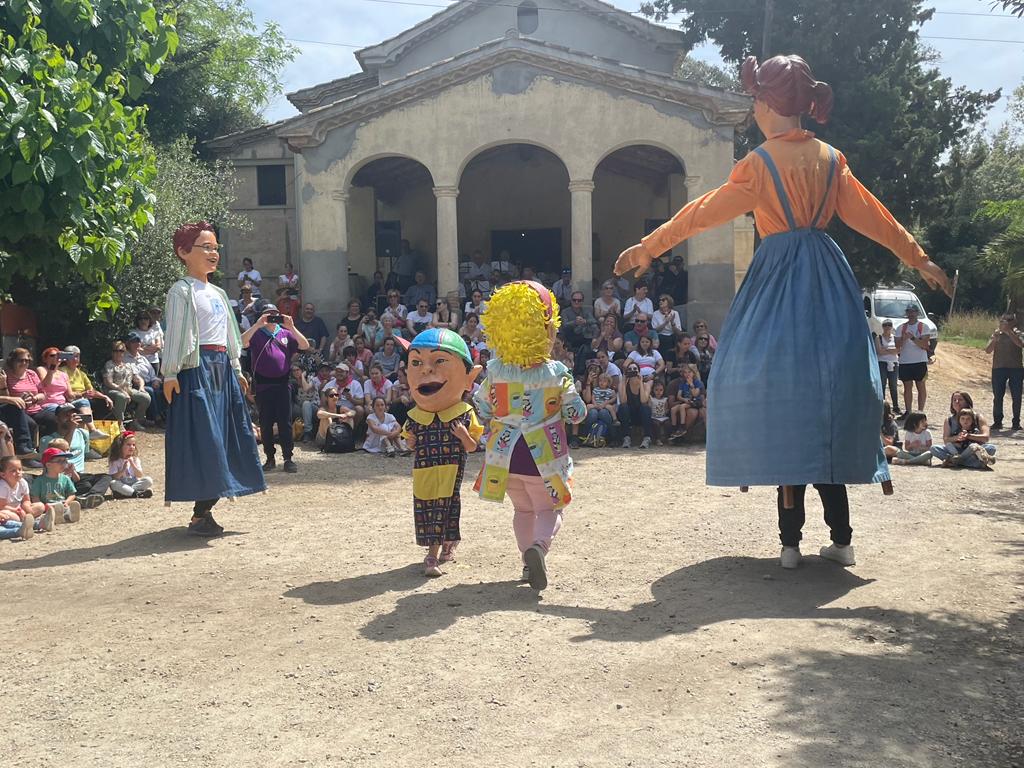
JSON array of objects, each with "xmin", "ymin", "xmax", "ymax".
[
  {"xmin": 341, "ymin": 299, "xmax": 364, "ymax": 337},
  {"xmin": 623, "ymin": 280, "xmax": 654, "ymax": 328},
  {"xmin": 561, "ymin": 291, "xmax": 598, "ymax": 355},
  {"xmin": 690, "ymin": 320, "xmax": 718, "ymax": 350},
  {"xmin": 278, "ymin": 261, "xmax": 300, "ymax": 292},
  {"xmin": 875, "ymin": 319, "xmax": 900, "ymax": 415},
  {"xmin": 552, "ymin": 267, "xmax": 574, "ymax": 308},
  {"xmin": 5, "ymin": 348, "xmax": 57, "ymax": 441},
  {"xmin": 432, "ymin": 297, "xmax": 459, "ymax": 331},
  {"xmin": 652, "ymin": 295, "xmax": 683, "ymax": 363},
  {"xmin": 124, "ymin": 333, "xmax": 163, "ymax": 425},
  {"xmin": 293, "ymin": 302, "xmax": 330, "ymax": 356},
  {"xmin": 591, "ymin": 314, "xmax": 623, "ymax": 359},
  {"xmin": 896, "ymin": 305, "xmax": 934, "ymax": 414},
  {"xmin": 623, "ymin": 313, "xmax": 659, "ymax": 353},
  {"xmin": 237, "ymin": 257, "xmax": 262, "ymax": 297},
  {"xmin": 404, "ymin": 270, "xmax": 437, "ymax": 309},
  {"xmin": 593, "ymin": 281, "xmax": 622, "ymax": 323},
  {"xmin": 328, "ymin": 324, "xmax": 355, "ymax": 364},
  {"xmin": 133, "ymin": 310, "xmax": 164, "ymax": 370},
  {"xmin": 381, "ymin": 289, "xmax": 408, "ymax": 326},
  {"xmin": 985, "ymin": 313, "xmax": 1023, "ymax": 431},
  {"xmin": 393, "ymin": 240, "xmax": 419, "ymax": 291},
  {"xmin": 103, "ymin": 341, "xmax": 151, "ymax": 428},
  {"xmin": 241, "ymin": 303, "xmax": 310, "ymax": 473},
  {"xmin": 372, "ymin": 337, "xmax": 402, "ymax": 378}
]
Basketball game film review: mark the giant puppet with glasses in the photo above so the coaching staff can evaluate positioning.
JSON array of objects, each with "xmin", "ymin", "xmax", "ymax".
[
  {"xmin": 615, "ymin": 55, "xmax": 953, "ymax": 571},
  {"xmin": 161, "ymin": 222, "xmax": 266, "ymax": 537}
]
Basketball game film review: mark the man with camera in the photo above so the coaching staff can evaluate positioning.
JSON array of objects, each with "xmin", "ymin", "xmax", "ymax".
[
  {"xmin": 986, "ymin": 313, "xmax": 1024, "ymax": 431},
  {"xmin": 241, "ymin": 303, "xmax": 311, "ymax": 473}
]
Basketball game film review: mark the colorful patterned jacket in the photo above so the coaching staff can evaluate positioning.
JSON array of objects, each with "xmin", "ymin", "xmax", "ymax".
[{"xmin": 473, "ymin": 359, "xmax": 587, "ymax": 509}]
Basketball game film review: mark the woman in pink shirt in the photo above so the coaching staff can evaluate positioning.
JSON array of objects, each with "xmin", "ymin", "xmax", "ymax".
[{"xmin": 4, "ymin": 348, "xmax": 57, "ymax": 440}]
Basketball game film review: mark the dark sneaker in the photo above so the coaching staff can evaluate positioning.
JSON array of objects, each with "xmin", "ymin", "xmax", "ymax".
[
  {"xmin": 262, "ymin": 458, "xmax": 276, "ymax": 471},
  {"xmin": 134, "ymin": 489, "xmax": 154, "ymax": 499},
  {"xmin": 1012, "ymin": 422, "xmax": 1022, "ymax": 432},
  {"xmin": 992, "ymin": 422, "xmax": 1003, "ymax": 431},
  {"xmin": 523, "ymin": 545, "xmax": 548, "ymax": 590},
  {"xmin": 22, "ymin": 459, "xmax": 42, "ymax": 469},
  {"xmin": 283, "ymin": 459, "xmax": 298, "ymax": 473},
  {"xmin": 206, "ymin": 514, "xmax": 224, "ymax": 534},
  {"xmin": 187, "ymin": 517, "xmax": 224, "ymax": 537},
  {"xmin": 81, "ymin": 493, "xmax": 105, "ymax": 509}
]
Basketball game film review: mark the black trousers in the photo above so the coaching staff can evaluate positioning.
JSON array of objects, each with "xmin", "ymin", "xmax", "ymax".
[
  {"xmin": 76, "ymin": 473, "xmax": 111, "ymax": 496},
  {"xmin": 255, "ymin": 385, "xmax": 294, "ymax": 461},
  {"xmin": 0, "ymin": 403, "xmax": 37, "ymax": 455},
  {"xmin": 992, "ymin": 367, "xmax": 1023, "ymax": 426},
  {"xmin": 777, "ymin": 484, "xmax": 852, "ymax": 547}
]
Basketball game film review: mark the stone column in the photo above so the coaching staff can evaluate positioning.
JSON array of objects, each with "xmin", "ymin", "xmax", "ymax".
[
  {"xmin": 569, "ymin": 179, "xmax": 595, "ymax": 301},
  {"xmin": 681, "ymin": 173, "xmax": 735, "ymax": 333},
  {"xmin": 298, "ymin": 176, "xmax": 350, "ymax": 328},
  {"xmin": 433, "ymin": 185, "xmax": 460, "ymax": 300}
]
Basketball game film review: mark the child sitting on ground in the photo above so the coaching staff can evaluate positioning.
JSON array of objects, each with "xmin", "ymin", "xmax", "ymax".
[
  {"xmin": 364, "ymin": 396, "xmax": 408, "ymax": 457},
  {"xmin": 30, "ymin": 447, "xmax": 82, "ymax": 523},
  {"xmin": 885, "ymin": 411, "xmax": 933, "ymax": 465},
  {"xmin": 0, "ymin": 456, "xmax": 53, "ymax": 539},
  {"xmin": 46, "ymin": 438, "xmax": 105, "ymax": 508},
  {"xmin": 107, "ymin": 432, "xmax": 155, "ymax": 498}
]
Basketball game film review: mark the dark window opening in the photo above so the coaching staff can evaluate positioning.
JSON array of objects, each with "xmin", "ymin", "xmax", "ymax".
[
  {"xmin": 517, "ymin": 1, "xmax": 539, "ymax": 34},
  {"xmin": 257, "ymin": 165, "xmax": 287, "ymax": 206}
]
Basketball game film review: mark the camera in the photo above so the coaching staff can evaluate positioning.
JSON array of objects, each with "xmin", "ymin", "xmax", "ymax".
[
  {"xmin": 267, "ymin": 314, "xmax": 284, "ymax": 324},
  {"xmin": 58, "ymin": 351, "xmax": 75, "ymax": 362}
]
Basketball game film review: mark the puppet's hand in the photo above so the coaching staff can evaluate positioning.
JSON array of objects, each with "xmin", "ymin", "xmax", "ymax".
[
  {"xmin": 451, "ymin": 421, "xmax": 471, "ymax": 441},
  {"xmin": 614, "ymin": 244, "xmax": 652, "ymax": 278},
  {"xmin": 238, "ymin": 374, "xmax": 250, "ymax": 396},
  {"xmin": 917, "ymin": 260, "xmax": 952, "ymax": 298},
  {"xmin": 163, "ymin": 379, "xmax": 180, "ymax": 403}
]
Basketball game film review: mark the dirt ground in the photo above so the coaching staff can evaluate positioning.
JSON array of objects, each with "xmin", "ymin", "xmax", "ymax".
[{"xmin": 2, "ymin": 344, "xmax": 1021, "ymax": 768}]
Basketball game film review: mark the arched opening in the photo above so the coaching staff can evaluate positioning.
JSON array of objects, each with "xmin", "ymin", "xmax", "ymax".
[
  {"xmin": 457, "ymin": 143, "xmax": 570, "ymax": 287},
  {"xmin": 349, "ymin": 155, "xmax": 435, "ymax": 310},
  {"xmin": 592, "ymin": 144, "xmax": 687, "ymax": 313},
  {"xmin": 517, "ymin": 1, "xmax": 539, "ymax": 34}
]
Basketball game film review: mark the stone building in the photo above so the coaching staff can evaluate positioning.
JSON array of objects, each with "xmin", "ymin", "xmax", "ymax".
[{"xmin": 207, "ymin": 0, "xmax": 754, "ymax": 328}]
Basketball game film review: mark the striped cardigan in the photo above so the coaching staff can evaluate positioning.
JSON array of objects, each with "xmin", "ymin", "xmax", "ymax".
[{"xmin": 162, "ymin": 278, "xmax": 244, "ymax": 380}]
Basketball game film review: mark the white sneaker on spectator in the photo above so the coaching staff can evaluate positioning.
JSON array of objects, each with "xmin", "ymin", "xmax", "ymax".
[
  {"xmin": 780, "ymin": 546, "xmax": 801, "ymax": 569},
  {"xmin": 621, "ymin": 436, "xmax": 631, "ymax": 449},
  {"xmin": 39, "ymin": 509, "xmax": 54, "ymax": 532},
  {"xmin": 819, "ymin": 543, "xmax": 855, "ymax": 566},
  {"xmin": 640, "ymin": 436, "xmax": 651, "ymax": 449},
  {"xmin": 64, "ymin": 501, "xmax": 81, "ymax": 523},
  {"xmin": 20, "ymin": 513, "xmax": 34, "ymax": 540}
]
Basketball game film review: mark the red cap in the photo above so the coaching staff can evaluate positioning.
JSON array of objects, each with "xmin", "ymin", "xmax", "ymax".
[{"xmin": 42, "ymin": 447, "xmax": 73, "ymax": 464}]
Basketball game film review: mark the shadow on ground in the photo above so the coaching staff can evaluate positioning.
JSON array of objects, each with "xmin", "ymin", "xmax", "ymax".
[{"xmin": 0, "ymin": 528, "xmax": 244, "ymax": 571}]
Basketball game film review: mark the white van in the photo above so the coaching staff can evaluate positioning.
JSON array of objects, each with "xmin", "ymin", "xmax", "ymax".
[{"xmin": 863, "ymin": 286, "xmax": 938, "ymax": 354}]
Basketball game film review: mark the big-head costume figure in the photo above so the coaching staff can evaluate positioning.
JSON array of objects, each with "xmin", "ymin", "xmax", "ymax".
[
  {"xmin": 402, "ymin": 329, "xmax": 483, "ymax": 577},
  {"xmin": 473, "ymin": 281, "xmax": 587, "ymax": 591}
]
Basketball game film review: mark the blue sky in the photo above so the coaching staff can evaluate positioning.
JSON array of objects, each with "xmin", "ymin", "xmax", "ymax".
[{"xmin": 248, "ymin": 0, "xmax": 1022, "ymax": 132}]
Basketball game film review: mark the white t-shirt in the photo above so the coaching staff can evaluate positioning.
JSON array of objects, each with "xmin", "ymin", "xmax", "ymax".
[
  {"xmin": 137, "ymin": 326, "xmax": 163, "ymax": 364},
  {"xmin": 600, "ymin": 361, "xmax": 622, "ymax": 382},
  {"xmin": 364, "ymin": 378, "xmax": 393, "ymax": 401},
  {"xmin": 238, "ymin": 269, "xmax": 263, "ymax": 295},
  {"xmin": 652, "ymin": 309, "xmax": 682, "ymax": 336},
  {"xmin": 627, "ymin": 349, "xmax": 663, "ymax": 376},
  {"xmin": 407, "ymin": 310, "xmax": 432, "ymax": 331},
  {"xmin": 877, "ymin": 333, "xmax": 898, "ymax": 366},
  {"xmin": 903, "ymin": 428, "xmax": 933, "ymax": 454},
  {"xmin": 278, "ymin": 272, "xmax": 299, "ymax": 289},
  {"xmin": 363, "ymin": 412, "xmax": 400, "ymax": 453},
  {"xmin": 188, "ymin": 278, "xmax": 229, "ymax": 346},
  {"xmin": 594, "ymin": 296, "xmax": 621, "ymax": 318},
  {"xmin": 327, "ymin": 378, "xmax": 364, "ymax": 409},
  {"xmin": 624, "ymin": 297, "xmax": 654, "ymax": 320},
  {"xmin": 897, "ymin": 321, "xmax": 934, "ymax": 365},
  {"xmin": 0, "ymin": 477, "xmax": 30, "ymax": 507},
  {"xmin": 650, "ymin": 395, "xmax": 669, "ymax": 421}
]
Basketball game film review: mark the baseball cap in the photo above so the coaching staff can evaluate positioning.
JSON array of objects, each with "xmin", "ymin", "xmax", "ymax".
[
  {"xmin": 561, "ymin": 267, "xmax": 572, "ymax": 275},
  {"xmin": 56, "ymin": 403, "xmax": 78, "ymax": 413},
  {"xmin": 126, "ymin": 331, "xmax": 143, "ymax": 342},
  {"xmin": 42, "ymin": 447, "xmax": 73, "ymax": 464},
  {"xmin": 882, "ymin": 319, "xmax": 893, "ymax": 327},
  {"xmin": 409, "ymin": 328, "xmax": 473, "ymax": 365}
]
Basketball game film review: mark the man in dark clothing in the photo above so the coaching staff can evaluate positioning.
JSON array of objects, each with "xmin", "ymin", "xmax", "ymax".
[
  {"xmin": 560, "ymin": 290, "xmax": 598, "ymax": 355},
  {"xmin": 293, "ymin": 302, "xmax": 330, "ymax": 356},
  {"xmin": 241, "ymin": 303, "xmax": 311, "ymax": 473}
]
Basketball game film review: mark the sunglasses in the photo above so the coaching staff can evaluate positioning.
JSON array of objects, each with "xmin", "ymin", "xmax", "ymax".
[
  {"xmin": 15, "ymin": 358, "xmax": 31, "ymax": 363},
  {"xmin": 326, "ymin": 393, "xmax": 339, "ymax": 398},
  {"xmin": 698, "ymin": 337, "xmax": 709, "ymax": 341}
]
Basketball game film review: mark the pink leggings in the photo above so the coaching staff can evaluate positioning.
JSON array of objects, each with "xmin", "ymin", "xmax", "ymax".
[{"xmin": 505, "ymin": 473, "xmax": 562, "ymax": 559}]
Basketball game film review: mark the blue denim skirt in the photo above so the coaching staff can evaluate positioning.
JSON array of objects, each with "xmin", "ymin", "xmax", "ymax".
[
  {"xmin": 164, "ymin": 349, "xmax": 266, "ymax": 502},
  {"xmin": 706, "ymin": 228, "xmax": 889, "ymax": 487}
]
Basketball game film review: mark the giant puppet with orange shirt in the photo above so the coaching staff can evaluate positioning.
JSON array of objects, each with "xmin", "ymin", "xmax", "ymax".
[
  {"xmin": 472, "ymin": 281, "xmax": 587, "ymax": 591},
  {"xmin": 615, "ymin": 55, "xmax": 953, "ymax": 571}
]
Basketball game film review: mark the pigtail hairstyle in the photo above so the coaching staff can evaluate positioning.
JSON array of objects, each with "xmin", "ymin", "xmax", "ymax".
[{"xmin": 741, "ymin": 54, "xmax": 833, "ymax": 124}]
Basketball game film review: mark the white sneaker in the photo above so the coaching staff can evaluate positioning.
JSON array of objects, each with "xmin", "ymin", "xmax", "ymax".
[
  {"xmin": 64, "ymin": 501, "xmax": 81, "ymax": 523},
  {"xmin": 20, "ymin": 513, "xmax": 34, "ymax": 540},
  {"xmin": 621, "ymin": 436, "xmax": 632, "ymax": 449},
  {"xmin": 780, "ymin": 546, "xmax": 801, "ymax": 569},
  {"xmin": 819, "ymin": 543, "xmax": 855, "ymax": 566},
  {"xmin": 639, "ymin": 436, "xmax": 651, "ymax": 449},
  {"xmin": 39, "ymin": 509, "xmax": 54, "ymax": 532}
]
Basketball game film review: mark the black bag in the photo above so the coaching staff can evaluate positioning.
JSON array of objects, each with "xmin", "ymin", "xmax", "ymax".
[{"xmin": 322, "ymin": 422, "xmax": 355, "ymax": 453}]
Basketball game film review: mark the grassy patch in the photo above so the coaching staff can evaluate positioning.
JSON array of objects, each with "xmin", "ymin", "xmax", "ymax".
[{"xmin": 941, "ymin": 311, "xmax": 999, "ymax": 348}]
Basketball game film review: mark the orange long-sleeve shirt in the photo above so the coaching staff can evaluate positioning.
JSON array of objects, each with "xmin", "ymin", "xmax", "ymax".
[{"xmin": 641, "ymin": 129, "xmax": 928, "ymax": 269}]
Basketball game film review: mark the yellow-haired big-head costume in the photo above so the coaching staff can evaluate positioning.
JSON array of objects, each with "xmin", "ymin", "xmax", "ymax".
[{"xmin": 481, "ymin": 280, "xmax": 561, "ymax": 368}]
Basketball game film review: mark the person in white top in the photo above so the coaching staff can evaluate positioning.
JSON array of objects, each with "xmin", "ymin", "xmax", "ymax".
[
  {"xmin": 326, "ymin": 363, "xmax": 366, "ymax": 427},
  {"xmin": 875, "ymin": 319, "xmax": 900, "ymax": 414},
  {"xmin": 237, "ymin": 258, "xmax": 262, "ymax": 297},
  {"xmin": 623, "ymin": 280, "xmax": 654, "ymax": 327},
  {"xmin": 896, "ymin": 306, "xmax": 935, "ymax": 413},
  {"xmin": 363, "ymin": 396, "xmax": 407, "ymax": 456},
  {"xmin": 593, "ymin": 281, "xmax": 622, "ymax": 323},
  {"xmin": 278, "ymin": 262, "xmax": 300, "ymax": 291},
  {"xmin": 406, "ymin": 299, "xmax": 433, "ymax": 337}
]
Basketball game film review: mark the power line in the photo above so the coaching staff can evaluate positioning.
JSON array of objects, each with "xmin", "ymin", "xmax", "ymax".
[{"xmin": 922, "ymin": 34, "xmax": 1024, "ymax": 43}]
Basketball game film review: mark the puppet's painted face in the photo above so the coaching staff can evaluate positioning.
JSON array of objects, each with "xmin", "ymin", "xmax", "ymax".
[{"xmin": 407, "ymin": 348, "xmax": 481, "ymax": 413}]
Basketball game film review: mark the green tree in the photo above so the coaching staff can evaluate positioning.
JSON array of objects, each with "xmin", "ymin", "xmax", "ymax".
[
  {"xmin": 0, "ymin": 0, "xmax": 178, "ymax": 312},
  {"xmin": 677, "ymin": 56, "xmax": 740, "ymax": 91},
  {"xmin": 640, "ymin": 0, "xmax": 997, "ymax": 293},
  {"xmin": 140, "ymin": 0, "xmax": 297, "ymax": 147},
  {"xmin": 991, "ymin": 0, "xmax": 1024, "ymax": 17}
]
